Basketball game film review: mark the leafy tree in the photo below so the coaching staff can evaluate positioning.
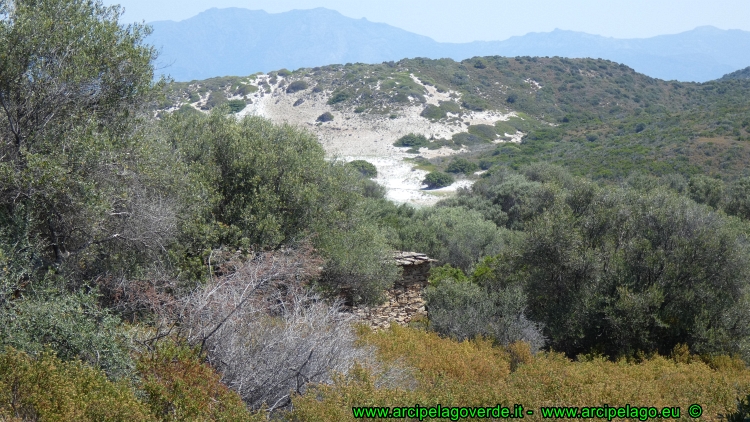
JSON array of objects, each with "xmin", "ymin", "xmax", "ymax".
[
  {"xmin": 0, "ymin": 0, "xmax": 160, "ymax": 279},
  {"xmin": 397, "ymin": 206, "xmax": 507, "ymax": 272},
  {"xmin": 688, "ymin": 174, "xmax": 725, "ymax": 208}
]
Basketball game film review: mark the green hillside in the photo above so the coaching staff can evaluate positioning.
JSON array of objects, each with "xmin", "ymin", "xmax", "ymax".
[{"xmin": 166, "ymin": 56, "xmax": 750, "ymax": 180}]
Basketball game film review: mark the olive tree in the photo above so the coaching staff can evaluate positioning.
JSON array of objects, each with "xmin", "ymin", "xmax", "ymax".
[{"xmin": 0, "ymin": 0, "xmax": 165, "ymax": 283}]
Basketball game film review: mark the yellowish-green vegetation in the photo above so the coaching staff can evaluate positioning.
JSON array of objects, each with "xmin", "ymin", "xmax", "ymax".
[{"xmin": 292, "ymin": 326, "xmax": 750, "ymax": 421}]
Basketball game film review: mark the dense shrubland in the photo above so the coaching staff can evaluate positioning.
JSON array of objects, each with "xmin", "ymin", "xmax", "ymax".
[{"xmin": 3, "ymin": 0, "xmax": 750, "ymax": 419}]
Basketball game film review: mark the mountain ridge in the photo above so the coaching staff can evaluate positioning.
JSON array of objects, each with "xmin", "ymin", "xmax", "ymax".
[{"xmin": 148, "ymin": 7, "xmax": 750, "ymax": 82}]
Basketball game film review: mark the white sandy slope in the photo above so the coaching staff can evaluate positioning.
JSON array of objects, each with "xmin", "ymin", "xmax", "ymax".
[{"xmin": 213, "ymin": 73, "xmax": 523, "ymax": 205}]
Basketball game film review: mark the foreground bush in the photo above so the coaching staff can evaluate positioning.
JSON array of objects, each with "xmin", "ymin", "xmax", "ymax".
[
  {"xmin": 138, "ymin": 342, "xmax": 258, "ymax": 421},
  {"xmin": 173, "ymin": 247, "xmax": 375, "ymax": 412},
  {"xmin": 0, "ymin": 348, "xmax": 152, "ymax": 421},
  {"xmin": 291, "ymin": 325, "xmax": 750, "ymax": 421}
]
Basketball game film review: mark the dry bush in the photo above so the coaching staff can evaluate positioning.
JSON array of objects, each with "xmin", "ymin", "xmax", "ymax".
[{"xmin": 169, "ymin": 246, "xmax": 379, "ymax": 412}]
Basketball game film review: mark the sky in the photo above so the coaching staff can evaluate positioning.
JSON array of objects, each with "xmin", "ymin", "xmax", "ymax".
[{"xmin": 104, "ymin": 0, "xmax": 750, "ymax": 43}]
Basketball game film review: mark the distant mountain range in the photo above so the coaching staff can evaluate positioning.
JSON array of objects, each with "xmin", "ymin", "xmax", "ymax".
[{"xmin": 147, "ymin": 7, "xmax": 750, "ymax": 82}]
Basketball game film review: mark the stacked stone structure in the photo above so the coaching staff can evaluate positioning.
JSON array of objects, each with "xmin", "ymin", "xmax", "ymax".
[{"xmin": 351, "ymin": 252, "xmax": 435, "ymax": 329}]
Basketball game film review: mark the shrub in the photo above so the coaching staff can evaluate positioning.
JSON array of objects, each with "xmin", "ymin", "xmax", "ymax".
[
  {"xmin": 0, "ymin": 348, "xmax": 152, "ymax": 421},
  {"xmin": 176, "ymin": 103, "xmax": 200, "ymax": 116},
  {"xmin": 425, "ymin": 278, "xmax": 545, "ymax": 351},
  {"xmin": 439, "ymin": 100, "xmax": 462, "ymax": 114},
  {"xmin": 688, "ymin": 174, "xmax": 725, "ymax": 208},
  {"xmin": 174, "ymin": 249, "xmax": 379, "ymax": 410},
  {"xmin": 348, "ymin": 160, "xmax": 378, "ymax": 178},
  {"xmin": 138, "ymin": 342, "xmax": 257, "ymax": 421},
  {"xmin": 292, "ymin": 325, "xmax": 750, "ymax": 421},
  {"xmin": 277, "ymin": 68, "xmax": 292, "ymax": 76},
  {"xmin": 397, "ymin": 207, "xmax": 507, "ymax": 271},
  {"xmin": 235, "ymin": 84, "xmax": 258, "ymax": 96},
  {"xmin": 393, "ymin": 133, "xmax": 428, "ymax": 148},
  {"xmin": 317, "ymin": 112, "xmax": 334, "ymax": 122},
  {"xmin": 446, "ymin": 158, "xmax": 479, "ymax": 174},
  {"xmin": 327, "ymin": 90, "xmax": 350, "ymax": 104},
  {"xmin": 286, "ymin": 80, "xmax": 309, "ymax": 93},
  {"xmin": 468, "ymin": 124, "xmax": 498, "ymax": 141},
  {"xmin": 226, "ymin": 99, "xmax": 246, "ymax": 113},
  {"xmin": 423, "ymin": 172, "xmax": 454, "ymax": 189},
  {"xmin": 0, "ymin": 291, "xmax": 134, "ymax": 379},
  {"xmin": 462, "ymin": 94, "xmax": 490, "ymax": 111},
  {"xmin": 205, "ymin": 90, "xmax": 227, "ymax": 109},
  {"xmin": 420, "ymin": 104, "xmax": 446, "ymax": 120}
]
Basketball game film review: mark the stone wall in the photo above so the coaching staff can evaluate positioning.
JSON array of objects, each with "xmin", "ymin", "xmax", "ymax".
[{"xmin": 350, "ymin": 252, "xmax": 434, "ymax": 329}]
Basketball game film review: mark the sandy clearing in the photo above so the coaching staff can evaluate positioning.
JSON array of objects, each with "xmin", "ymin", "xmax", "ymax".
[{"xmin": 231, "ymin": 74, "xmax": 523, "ymax": 205}]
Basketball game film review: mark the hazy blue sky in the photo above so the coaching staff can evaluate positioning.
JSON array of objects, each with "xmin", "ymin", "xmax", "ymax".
[{"xmin": 105, "ymin": 0, "xmax": 750, "ymax": 42}]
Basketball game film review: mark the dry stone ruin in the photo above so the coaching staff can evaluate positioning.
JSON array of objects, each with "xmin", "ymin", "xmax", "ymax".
[{"xmin": 350, "ymin": 252, "xmax": 435, "ymax": 329}]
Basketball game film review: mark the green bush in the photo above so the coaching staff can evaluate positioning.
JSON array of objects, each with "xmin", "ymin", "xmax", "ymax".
[
  {"xmin": 420, "ymin": 104, "xmax": 446, "ymax": 120},
  {"xmin": 235, "ymin": 84, "xmax": 258, "ymax": 96},
  {"xmin": 446, "ymin": 158, "xmax": 479, "ymax": 174},
  {"xmin": 688, "ymin": 174, "xmax": 725, "ymax": 208},
  {"xmin": 205, "ymin": 90, "xmax": 227, "ymax": 109},
  {"xmin": 286, "ymin": 80, "xmax": 309, "ymax": 93},
  {"xmin": 317, "ymin": 111, "xmax": 334, "ymax": 122},
  {"xmin": 0, "ymin": 291, "xmax": 134, "ymax": 379},
  {"xmin": 327, "ymin": 90, "xmax": 350, "ymax": 104},
  {"xmin": 468, "ymin": 124, "xmax": 498, "ymax": 141},
  {"xmin": 277, "ymin": 68, "xmax": 292, "ymax": 77},
  {"xmin": 394, "ymin": 133, "xmax": 429, "ymax": 148},
  {"xmin": 439, "ymin": 100, "xmax": 462, "ymax": 114},
  {"xmin": 423, "ymin": 171, "xmax": 454, "ymax": 189},
  {"xmin": 397, "ymin": 207, "xmax": 507, "ymax": 271},
  {"xmin": 176, "ymin": 103, "xmax": 201, "ymax": 116},
  {"xmin": 348, "ymin": 160, "xmax": 378, "ymax": 178},
  {"xmin": 425, "ymin": 278, "xmax": 545, "ymax": 351},
  {"xmin": 226, "ymin": 99, "xmax": 246, "ymax": 113},
  {"xmin": 461, "ymin": 94, "xmax": 490, "ymax": 111}
]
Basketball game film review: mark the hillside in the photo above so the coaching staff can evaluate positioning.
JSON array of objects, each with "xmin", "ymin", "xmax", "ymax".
[
  {"xmin": 722, "ymin": 66, "xmax": 750, "ymax": 80},
  {"xmin": 147, "ymin": 8, "xmax": 750, "ymax": 82},
  {"xmin": 162, "ymin": 56, "xmax": 750, "ymax": 204}
]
